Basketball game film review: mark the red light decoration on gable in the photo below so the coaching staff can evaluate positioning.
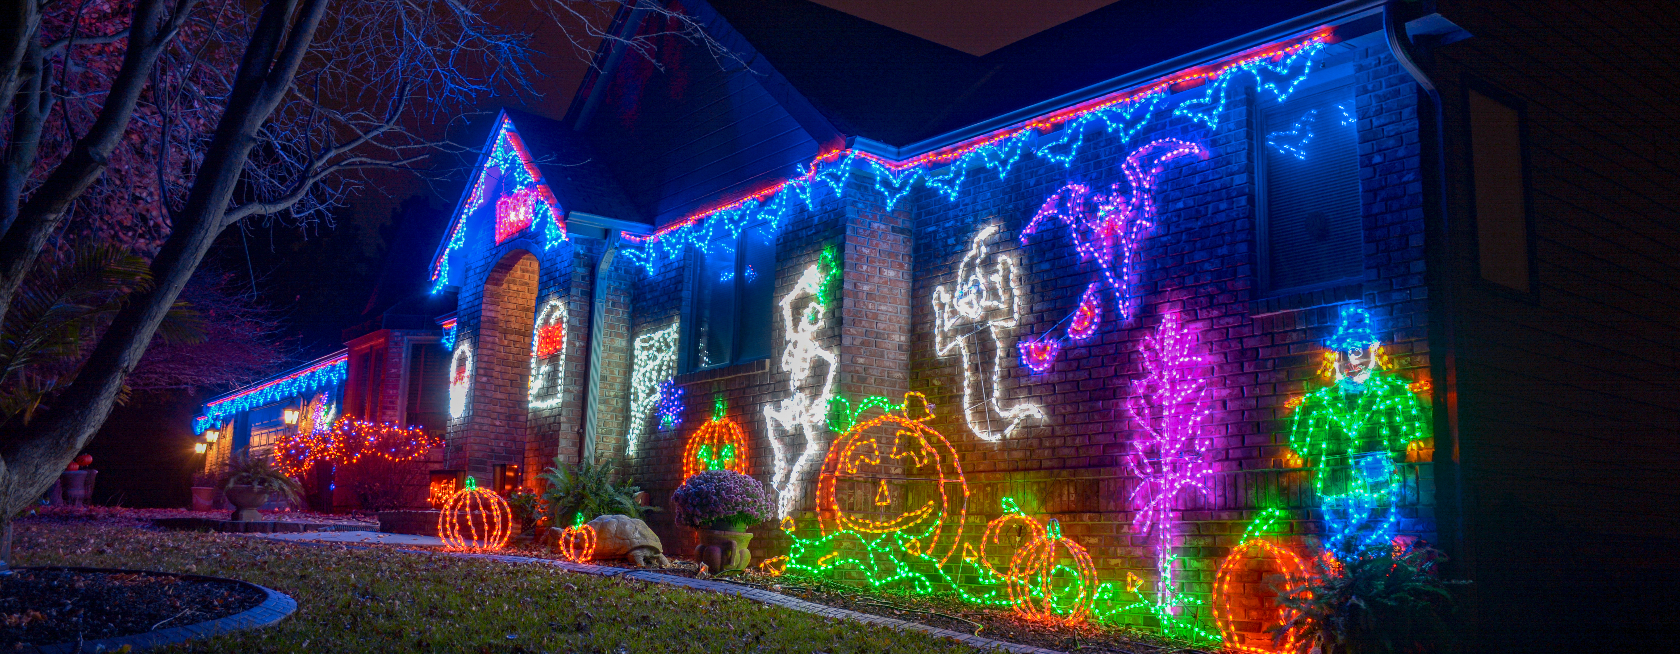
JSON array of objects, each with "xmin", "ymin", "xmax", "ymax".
[{"xmin": 495, "ymin": 187, "xmax": 539, "ymax": 244}]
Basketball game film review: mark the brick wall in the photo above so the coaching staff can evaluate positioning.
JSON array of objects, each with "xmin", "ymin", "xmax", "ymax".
[
  {"xmin": 448, "ymin": 234, "xmax": 578, "ymax": 484},
  {"xmin": 609, "ymin": 48, "xmax": 1433, "ymax": 644},
  {"xmin": 1427, "ymin": 2, "xmax": 1680, "ymax": 650}
]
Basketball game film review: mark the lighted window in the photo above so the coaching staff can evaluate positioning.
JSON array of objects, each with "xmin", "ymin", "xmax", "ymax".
[
  {"xmin": 688, "ymin": 224, "xmax": 775, "ymax": 371},
  {"xmin": 1469, "ymin": 88, "xmax": 1530, "ymax": 292},
  {"xmin": 1258, "ymin": 81, "xmax": 1364, "ymax": 293}
]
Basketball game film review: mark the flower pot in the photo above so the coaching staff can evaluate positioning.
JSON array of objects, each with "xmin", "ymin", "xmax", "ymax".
[
  {"xmin": 191, "ymin": 487, "xmax": 219, "ymax": 512},
  {"xmin": 61, "ymin": 470, "xmax": 97, "ymax": 507},
  {"xmin": 693, "ymin": 527, "xmax": 753, "ymax": 573},
  {"xmin": 225, "ymin": 485, "xmax": 272, "ymax": 522}
]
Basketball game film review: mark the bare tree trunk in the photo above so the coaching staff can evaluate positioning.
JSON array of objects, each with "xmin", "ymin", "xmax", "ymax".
[{"xmin": 0, "ymin": 0, "xmax": 327, "ymax": 572}]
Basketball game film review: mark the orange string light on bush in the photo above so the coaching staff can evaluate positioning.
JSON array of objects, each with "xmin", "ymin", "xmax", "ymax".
[
  {"xmin": 274, "ymin": 417, "xmax": 441, "ymax": 478},
  {"xmin": 438, "ymin": 476, "xmax": 513, "ymax": 551}
]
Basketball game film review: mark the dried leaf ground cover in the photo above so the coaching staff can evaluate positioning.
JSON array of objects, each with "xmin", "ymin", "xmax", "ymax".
[
  {"xmin": 0, "ymin": 568, "xmax": 265, "ymax": 647},
  {"xmin": 8, "ymin": 519, "xmax": 979, "ymax": 653}
]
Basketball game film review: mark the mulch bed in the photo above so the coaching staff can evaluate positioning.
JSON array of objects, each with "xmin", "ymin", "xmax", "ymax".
[{"xmin": 0, "ymin": 568, "xmax": 266, "ymax": 648}]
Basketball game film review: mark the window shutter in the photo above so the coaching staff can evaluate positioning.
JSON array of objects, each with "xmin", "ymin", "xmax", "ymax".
[{"xmin": 1262, "ymin": 84, "xmax": 1364, "ymax": 292}]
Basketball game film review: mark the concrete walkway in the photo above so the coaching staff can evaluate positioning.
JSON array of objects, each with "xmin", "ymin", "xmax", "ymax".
[
  {"xmin": 252, "ymin": 530, "xmax": 445, "ymax": 547},
  {"xmin": 242, "ymin": 530, "xmax": 1064, "ymax": 654}
]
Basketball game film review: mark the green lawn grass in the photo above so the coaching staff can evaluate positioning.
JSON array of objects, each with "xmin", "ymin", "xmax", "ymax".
[{"xmin": 11, "ymin": 519, "xmax": 980, "ymax": 653}]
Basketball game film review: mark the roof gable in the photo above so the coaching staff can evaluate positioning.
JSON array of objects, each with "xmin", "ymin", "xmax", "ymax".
[{"xmin": 430, "ymin": 111, "xmax": 642, "ymax": 291}]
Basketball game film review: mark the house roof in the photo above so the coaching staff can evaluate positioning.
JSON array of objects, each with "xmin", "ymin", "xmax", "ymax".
[
  {"xmin": 706, "ymin": 0, "xmax": 1351, "ymax": 147},
  {"xmin": 500, "ymin": 108, "xmax": 646, "ymax": 226}
]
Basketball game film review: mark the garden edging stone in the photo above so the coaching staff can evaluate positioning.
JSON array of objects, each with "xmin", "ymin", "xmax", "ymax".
[{"xmin": 15, "ymin": 566, "xmax": 297, "ymax": 654}]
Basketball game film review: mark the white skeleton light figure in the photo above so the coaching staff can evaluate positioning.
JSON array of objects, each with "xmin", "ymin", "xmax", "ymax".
[
  {"xmin": 763, "ymin": 263, "xmax": 840, "ymax": 517},
  {"xmin": 931, "ymin": 223, "xmax": 1045, "ymax": 441},
  {"xmin": 624, "ymin": 324, "xmax": 679, "ymax": 457},
  {"xmin": 528, "ymin": 298, "xmax": 568, "ymax": 409}
]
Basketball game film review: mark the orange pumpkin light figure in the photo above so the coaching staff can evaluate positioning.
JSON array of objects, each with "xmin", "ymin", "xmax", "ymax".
[
  {"xmin": 682, "ymin": 397, "xmax": 750, "ymax": 481},
  {"xmin": 1005, "ymin": 517, "xmax": 1100, "ymax": 624},
  {"xmin": 815, "ymin": 392, "xmax": 968, "ymax": 565},
  {"xmin": 556, "ymin": 513, "xmax": 597, "ymax": 563},
  {"xmin": 438, "ymin": 476, "xmax": 512, "ymax": 551},
  {"xmin": 1212, "ymin": 538, "xmax": 1309, "ymax": 653}
]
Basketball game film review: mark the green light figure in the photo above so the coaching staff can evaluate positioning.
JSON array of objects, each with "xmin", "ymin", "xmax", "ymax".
[{"xmin": 1287, "ymin": 305, "xmax": 1430, "ymax": 554}]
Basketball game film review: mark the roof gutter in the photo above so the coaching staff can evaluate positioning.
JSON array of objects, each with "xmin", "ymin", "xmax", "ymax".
[
  {"xmin": 850, "ymin": 0, "xmax": 1387, "ymax": 162},
  {"xmin": 1385, "ymin": 0, "xmax": 1472, "ymax": 582}
]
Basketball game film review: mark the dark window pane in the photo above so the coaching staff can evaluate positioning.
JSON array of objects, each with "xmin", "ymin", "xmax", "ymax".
[
  {"xmin": 1263, "ymin": 83, "xmax": 1364, "ymax": 292},
  {"xmin": 1469, "ymin": 89, "xmax": 1529, "ymax": 292},
  {"xmin": 736, "ymin": 225, "xmax": 777, "ymax": 362},
  {"xmin": 694, "ymin": 245, "xmax": 737, "ymax": 369}
]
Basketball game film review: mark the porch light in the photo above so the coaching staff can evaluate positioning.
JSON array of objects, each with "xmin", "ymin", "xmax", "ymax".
[
  {"xmin": 193, "ymin": 443, "xmax": 208, "ymax": 454},
  {"xmin": 283, "ymin": 407, "xmax": 300, "ymax": 425},
  {"xmin": 205, "ymin": 431, "xmax": 218, "ymax": 443}
]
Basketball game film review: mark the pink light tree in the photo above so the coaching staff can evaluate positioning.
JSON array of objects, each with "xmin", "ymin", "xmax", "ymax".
[{"xmin": 1125, "ymin": 310, "xmax": 1216, "ymax": 634}]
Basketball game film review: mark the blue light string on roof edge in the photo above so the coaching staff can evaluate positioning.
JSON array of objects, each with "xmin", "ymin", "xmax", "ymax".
[
  {"xmin": 614, "ymin": 33, "xmax": 1329, "ymax": 275},
  {"xmin": 193, "ymin": 357, "xmax": 348, "ymax": 434},
  {"xmin": 431, "ymin": 118, "xmax": 570, "ymax": 293}
]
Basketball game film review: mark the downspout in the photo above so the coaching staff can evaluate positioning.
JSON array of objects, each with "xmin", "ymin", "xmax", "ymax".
[
  {"xmin": 580, "ymin": 232, "xmax": 622, "ymax": 464},
  {"xmin": 1385, "ymin": 0, "xmax": 1468, "ymax": 568}
]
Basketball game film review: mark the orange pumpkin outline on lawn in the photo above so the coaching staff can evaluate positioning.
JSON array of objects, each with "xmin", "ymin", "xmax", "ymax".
[
  {"xmin": 815, "ymin": 392, "xmax": 969, "ymax": 565},
  {"xmin": 556, "ymin": 513, "xmax": 597, "ymax": 563},
  {"xmin": 438, "ymin": 476, "xmax": 512, "ymax": 551}
]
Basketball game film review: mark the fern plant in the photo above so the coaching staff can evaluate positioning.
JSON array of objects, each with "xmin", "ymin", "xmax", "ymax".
[
  {"xmin": 538, "ymin": 457, "xmax": 654, "ymax": 523},
  {"xmin": 221, "ymin": 450, "xmax": 304, "ymax": 506},
  {"xmin": 1269, "ymin": 543, "xmax": 1466, "ymax": 654}
]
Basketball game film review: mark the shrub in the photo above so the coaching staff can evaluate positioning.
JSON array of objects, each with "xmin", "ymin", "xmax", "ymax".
[
  {"xmin": 538, "ymin": 457, "xmax": 652, "ymax": 522},
  {"xmin": 507, "ymin": 490, "xmax": 548, "ymax": 535},
  {"xmin": 1269, "ymin": 542, "xmax": 1467, "ymax": 654},
  {"xmin": 671, "ymin": 470, "xmax": 771, "ymax": 529},
  {"xmin": 221, "ymin": 450, "xmax": 303, "ymax": 506}
]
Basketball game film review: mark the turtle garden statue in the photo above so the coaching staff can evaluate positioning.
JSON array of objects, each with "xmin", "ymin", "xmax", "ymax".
[{"xmin": 581, "ymin": 515, "xmax": 669, "ymax": 567}]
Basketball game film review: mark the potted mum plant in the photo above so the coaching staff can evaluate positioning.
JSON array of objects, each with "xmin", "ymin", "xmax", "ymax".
[
  {"xmin": 222, "ymin": 450, "xmax": 303, "ymax": 521},
  {"xmin": 671, "ymin": 469, "xmax": 772, "ymax": 573}
]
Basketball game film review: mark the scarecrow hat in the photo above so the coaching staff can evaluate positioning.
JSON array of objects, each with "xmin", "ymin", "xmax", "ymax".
[{"xmin": 1326, "ymin": 304, "xmax": 1381, "ymax": 351}]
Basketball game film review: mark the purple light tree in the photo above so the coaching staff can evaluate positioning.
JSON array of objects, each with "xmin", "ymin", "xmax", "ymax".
[{"xmin": 1125, "ymin": 311, "xmax": 1215, "ymax": 633}]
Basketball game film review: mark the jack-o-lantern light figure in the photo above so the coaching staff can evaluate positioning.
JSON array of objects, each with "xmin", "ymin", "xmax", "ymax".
[
  {"xmin": 439, "ymin": 476, "xmax": 512, "ymax": 551},
  {"xmin": 682, "ymin": 397, "xmax": 749, "ymax": 481},
  {"xmin": 816, "ymin": 392, "xmax": 968, "ymax": 565}
]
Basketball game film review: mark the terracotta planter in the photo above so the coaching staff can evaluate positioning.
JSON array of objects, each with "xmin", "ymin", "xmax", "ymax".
[
  {"xmin": 60, "ymin": 470, "xmax": 97, "ymax": 506},
  {"xmin": 224, "ymin": 485, "xmax": 272, "ymax": 522},
  {"xmin": 693, "ymin": 527, "xmax": 753, "ymax": 573},
  {"xmin": 190, "ymin": 487, "xmax": 219, "ymax": 512}
]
